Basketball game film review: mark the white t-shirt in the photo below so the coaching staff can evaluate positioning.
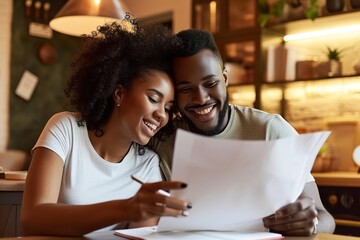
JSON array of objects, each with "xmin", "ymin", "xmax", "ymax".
[{"xmin": 33, "ymin": 112, "xmax": 162, "ymax": 231}]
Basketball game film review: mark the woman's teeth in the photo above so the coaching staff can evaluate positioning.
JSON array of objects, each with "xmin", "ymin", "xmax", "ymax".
[{"xmin": 144, "ymin": 121, "xmax": 157, "ymax": 132}]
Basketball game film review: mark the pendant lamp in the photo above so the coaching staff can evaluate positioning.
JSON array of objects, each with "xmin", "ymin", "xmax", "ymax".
[{"xmin": 49, "ymin": 0, "xmax": 130, "ymax": 37}]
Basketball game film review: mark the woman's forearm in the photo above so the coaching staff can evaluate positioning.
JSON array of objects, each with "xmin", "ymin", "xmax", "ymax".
[{"xmin": 21, "ymin": 199, "xmax": 131, "ymax": 236}]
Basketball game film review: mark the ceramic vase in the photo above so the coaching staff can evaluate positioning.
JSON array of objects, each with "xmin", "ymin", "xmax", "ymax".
[
  {"xmin": 315, "ymin": 60, "xmax": 342, "ymax": 78},
  {"xmin": 326, "ymin": 0, "xmax": 344, "ymax": 13},
  {"xmin": 353, "ymin": 59, "xmax": 360, "ymax": 74},
  {"xmin": 351, "ymin": 0, "xmax": 360, "ymax": 9},
  {"xmin": 328, "ymin": 60, "xmax": 342, "ymax": 77}
]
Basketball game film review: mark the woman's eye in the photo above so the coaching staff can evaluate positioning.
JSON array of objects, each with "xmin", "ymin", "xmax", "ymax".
[{"xmin": 148, "ymin": 96, "xmax": 159, "ymax": 103}]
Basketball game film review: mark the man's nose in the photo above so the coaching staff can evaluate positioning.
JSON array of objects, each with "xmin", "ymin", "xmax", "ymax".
[{"xmin": 192, "ymin": 87, "xmax": 210, "ymax": 105}]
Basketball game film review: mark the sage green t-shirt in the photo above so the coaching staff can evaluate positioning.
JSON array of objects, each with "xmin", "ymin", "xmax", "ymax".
[{"xmin": 151, "ymin": 105, "xmax": 313, "ymax": 182}]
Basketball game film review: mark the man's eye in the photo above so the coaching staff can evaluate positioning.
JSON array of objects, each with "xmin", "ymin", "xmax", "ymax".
[
  {"xmin": 148, "ymin": 96, "xmax": 159, "ymax": 103},
  {"xmin": 177, "ymin": 87, "xmax": 192, "ymax": 93},
  {"xmin": 204, "ymin": 81, "xmax": 218, "ymax": 88}
]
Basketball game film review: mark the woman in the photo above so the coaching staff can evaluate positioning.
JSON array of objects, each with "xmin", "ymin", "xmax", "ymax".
[{"xmin": 21, "ymin": 17, "xmax": 190, "ymax": 236}]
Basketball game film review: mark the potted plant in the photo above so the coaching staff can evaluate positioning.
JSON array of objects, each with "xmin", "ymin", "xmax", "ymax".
[
  {"xmin": 326, "ymin": 46, "xmax": 343, "ymax": 77},
  {"xmin": 316, "ymin": 46, "xmax": 344, "ymax": 77},
  {"xmin": 326, "ymin": 47, "xmax": 342, "ymax": 61},
  {"xmin": 258, "ymin": 0, "xmax": 319, "ymax": 27}
]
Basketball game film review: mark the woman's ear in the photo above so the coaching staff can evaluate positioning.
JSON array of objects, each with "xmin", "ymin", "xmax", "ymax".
[{"xmin": 113, "ymin": 84, "xmax": 125, "ymax": 107}]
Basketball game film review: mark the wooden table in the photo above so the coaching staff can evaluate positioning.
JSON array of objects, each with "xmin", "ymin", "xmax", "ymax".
[{"xmin": 1, "ymin": 233, "xmax": 359, "ymax": 240}]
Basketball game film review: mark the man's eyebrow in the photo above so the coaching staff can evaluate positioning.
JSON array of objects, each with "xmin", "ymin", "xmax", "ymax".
[{"xmin": 201, "ymin": 74, "xmax": 217, "ymax": 81}]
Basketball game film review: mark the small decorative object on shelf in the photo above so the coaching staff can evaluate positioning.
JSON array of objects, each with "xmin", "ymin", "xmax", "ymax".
[
  {"xmin": 326, "ymin": 0, "xmax": 344, "ymax": 13},
  {"xmin": 316, "ymin": 46, "xmax": 344, "ymax": 77},
  {"xmin": 350, "ymin": 0, "xmax": 360, "ymax": 9},
  {"xmin": 353, "ymin": 59, "xmax": 360, "ymax": 74},
  {"xmin": 296, "ymin": 60, "xmax": 316, "ymax": 79},
  {"xmin": 326, "ymin": 46, "xmax": 343, "ymax": 77},
  {"xmin": 312, "ymin": 143, "xmax": 333, "ymax": 172}
]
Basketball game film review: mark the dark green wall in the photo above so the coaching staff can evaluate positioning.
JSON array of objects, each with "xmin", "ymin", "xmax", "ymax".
[{"xmin": 9, "ymin": 0, "xmax": 81, "ymax": 153}]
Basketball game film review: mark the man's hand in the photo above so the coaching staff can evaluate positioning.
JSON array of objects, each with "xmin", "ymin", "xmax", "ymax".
[{"xmin": 263, "ymin": 197, "xmax": 318, "ymax": 236}]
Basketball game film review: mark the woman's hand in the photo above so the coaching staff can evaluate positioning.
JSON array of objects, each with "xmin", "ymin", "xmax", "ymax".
[
  {"xmin": 263, "ymin": 197, "xmax": 318, "ymax": 236},
  {"xmin": 127, "ymin": 181, "xmax": 191, "ymax": 222}
]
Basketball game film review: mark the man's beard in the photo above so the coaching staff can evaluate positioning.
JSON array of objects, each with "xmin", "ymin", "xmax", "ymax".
[{"xmin": 183, "ymin": 94, "xmax": 229, "ymax": 136}]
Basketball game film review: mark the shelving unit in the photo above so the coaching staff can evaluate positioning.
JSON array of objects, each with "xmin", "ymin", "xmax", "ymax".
[
  {"xmin": 260, "ymin": 8, "xmax": 360, "ymax": 131},
  {"xmin": 191, "ymin": 1, "xmax": 360, "ymax": 128}
]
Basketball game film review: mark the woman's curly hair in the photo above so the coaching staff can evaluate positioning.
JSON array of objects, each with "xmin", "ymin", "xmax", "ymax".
[{"xmin": 64, "ymin": 14, "xmax": 175, "ymax": 137}]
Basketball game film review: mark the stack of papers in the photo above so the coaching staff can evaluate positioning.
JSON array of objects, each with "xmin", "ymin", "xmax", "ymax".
[
  {"xmin": 115, "ymin": 130, "xmax": 330, "ymax": 239},
  {"xmin": 115, "ymin": 226, "xmax": 283, "ymax": 240}
]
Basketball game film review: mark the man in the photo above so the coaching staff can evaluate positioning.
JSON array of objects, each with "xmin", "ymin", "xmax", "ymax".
[{"xmin": 152, "ymin": 29, "xmax": 335, "ymax": 236}]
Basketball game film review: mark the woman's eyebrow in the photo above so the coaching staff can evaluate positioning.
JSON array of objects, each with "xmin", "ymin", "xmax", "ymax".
[
  {"xmin": 148, "ymin": 89, "xmax": 174, "ymax": 104},
  {"xmin": 148, "ymin": 89, "xmax": 164, "ymax": 97}
]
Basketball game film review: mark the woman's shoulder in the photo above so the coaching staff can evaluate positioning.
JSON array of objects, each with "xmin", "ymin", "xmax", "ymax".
[{"xmin": 48, "ymin": 111, "xmax": 82, "ymax": 126}]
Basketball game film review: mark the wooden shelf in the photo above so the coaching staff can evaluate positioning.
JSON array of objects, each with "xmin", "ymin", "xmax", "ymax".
[
  {"xmin": 312, "ymin": 171, "xmax": 360, "ymax": 187},
  {"xmin": 262, "ymin": 74, "xmax": 360, "ymax": 86},
  {"xmin": 266, "ymin": 10, "xmax": 360, "ymax": 35}
]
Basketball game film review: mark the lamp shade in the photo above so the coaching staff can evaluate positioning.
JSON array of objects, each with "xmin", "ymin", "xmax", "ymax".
[{"xmin": 49, "ymin": 0, "xmax": 130, "ymax": 37}]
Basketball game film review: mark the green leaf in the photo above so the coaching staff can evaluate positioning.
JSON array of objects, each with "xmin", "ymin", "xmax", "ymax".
[
  {"xmin": 258, "ymin": 13, "xmax": 270, "ymax": 28},
  {"xmin": 305, "ymin": 0, "xmax": 319, "ymax": 21}
]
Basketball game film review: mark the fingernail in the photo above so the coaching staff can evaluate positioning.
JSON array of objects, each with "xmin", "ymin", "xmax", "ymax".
[
  {"xmin": 181, "ymin": 183, "xmax": 187, "ymax": 188},
  {"xmin": 187, "ymin": 203, "xmax": 192, "ymax": 209},
  {"xmin": 275, "ymin": 211, "xmax": 282, "ymax": 219},
  {"xmin": 182, "ymin": 210, "xmax": 189, "ymax": 216}
]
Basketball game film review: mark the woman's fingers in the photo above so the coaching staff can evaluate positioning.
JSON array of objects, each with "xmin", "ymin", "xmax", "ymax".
[
  {"xmin": 146, "ymin": 202, "xmax": 190, "ymax": 217},
  {"xmin": 134, "ymin": 180, "xmax": 192, "ymax": 219},
  {"xmin": 145, "ymin": 181, "xmax": 188, "ymax": 192}
]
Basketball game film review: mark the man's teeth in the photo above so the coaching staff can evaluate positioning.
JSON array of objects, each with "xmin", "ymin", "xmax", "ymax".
[
  {"xmin": 195, "ymin": 106, "xmax": 213, "ymax": 115},
  {"xmin": 144, "ymin": 121, "xmax": 157, "ymax": 132}
]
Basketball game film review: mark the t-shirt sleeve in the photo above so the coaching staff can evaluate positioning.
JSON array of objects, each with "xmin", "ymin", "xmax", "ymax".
[
  {"xmin": 147, "ymin": 154, "xmax": 164, "ymax": 182},
  {"xmin": 32, "ymin": 112, "xmax": 73, "ymax": 162},
  {"xmin": 267, "ymin": 114, "xmax": 315, "ymax": 183},
  {"xmin": 265, "ymin": 114, "xmax": 299, "ymax": 140}
]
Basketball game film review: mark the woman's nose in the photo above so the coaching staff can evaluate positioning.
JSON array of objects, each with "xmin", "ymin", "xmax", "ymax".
[{"xmin": 153, "ymin": 107, "xmax": 167, "ymax": 123}]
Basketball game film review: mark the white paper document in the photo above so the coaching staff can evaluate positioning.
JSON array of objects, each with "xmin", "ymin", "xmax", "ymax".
[
  {"xmin": 114, "ymin": 226, "xmax": 283, "ymax": 240},
  {"xmin": 157, "ymin": 130, "xmax": 330, "ymax": 232}
]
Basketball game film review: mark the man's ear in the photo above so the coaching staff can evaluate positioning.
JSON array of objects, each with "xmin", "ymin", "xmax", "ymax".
[
  {"xmin": 113, "ymin": 84, "xmax": 125, "ymax": 106},
  {"xmin": 223, "ymin": 68, "xmax": 228, "ymax": 87}
]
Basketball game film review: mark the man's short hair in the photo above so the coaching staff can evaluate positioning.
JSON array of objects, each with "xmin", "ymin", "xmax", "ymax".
[{"xmin": 170, "ymin": 29, "xmax": 224, "ymax": 69}]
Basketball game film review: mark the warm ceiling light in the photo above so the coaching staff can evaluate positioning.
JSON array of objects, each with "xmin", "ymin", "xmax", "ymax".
[
  {"xmin": 283, "ymin": 24, "xmax": 360, "ymax": 42},
  {"xmin": 49, "ymin": 0, "xmax": 130, "ymax": 37}
]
